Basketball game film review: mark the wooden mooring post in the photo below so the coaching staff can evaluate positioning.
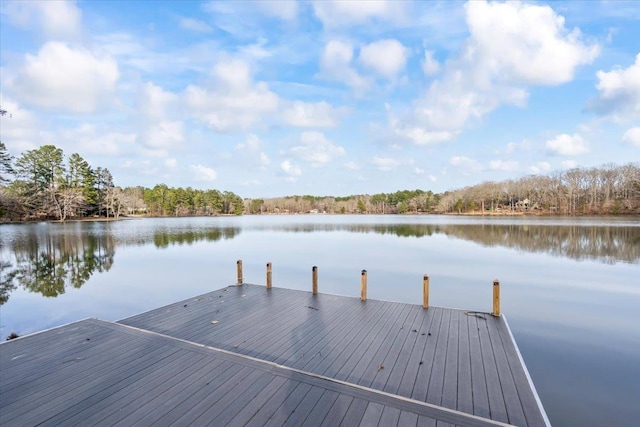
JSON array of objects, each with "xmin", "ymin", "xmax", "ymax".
[
  {"xmin": 236, "ymin": 260, "xmax": 243, "ymax": 285},
  {"xmin": 312, "ymin": 266, "xmax": 318, "ymax": 295},
  {"xmin": 361, "ymin": 270, "xmax": 367, "ymax": 301},
  {"xmin": 266, "ymin": 262, "xmax": 272, "ymax": 289},
  {"xmin": 492, "ymin": 279, "xmax": 500, "ymax": 317},
  {"xmin": 423, "ymin": 274, "xmax": 429, "ymax": 309}
]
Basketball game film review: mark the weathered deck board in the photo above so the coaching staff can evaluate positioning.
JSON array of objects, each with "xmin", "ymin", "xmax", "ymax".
[
  {"xmin": 413, "ymin": 306, "xmax": 445, "ymax": 402},
  {"xmin": 1, "ymin": 283, "xmax": 549, "ymax": 426},
  {"xmin": 487, "ymin": 317, "xmax": 527, "ymax": 426},
  {"xmin": 221, "ymin": 376, "xmax": 290, "ymax": 427},
  {"xmin": 397, "ymin": 304, "xmax": 440, "ymax": 399},
  {"xmin": 443, "ymin": 308, "xmax": 460, "ymax": 409},
  {"xmin": 399, "ymin": 410, "xmax": 420, "ymax": 426},
  {"xmin": 478, "ymin": 311, "xmax": 509, "ymax": 423},
  {"xmin": 498, "ymin": 318, "xmax": 552, "ymax": 427},
  {"xmin": 302, "ymin": 389, "xmax": 341, "ymax": 427},
  {"xmin": 343, "ymin": 303, "xmax": 412, "ymax": 385},
  {"xmin": 116, "ymin": 283, "xmax": 548, "ymax": 426},
  {"xmin": 369, "ymin": 305, "xmax": 421, "ymax": 391},
  {"xmin": 469, "ymin": 314, "xmax": 491, "ymax": 419},
  {"xmin": 1, "ymin": 329, "xmax": 134, "ymax": 391},
  {"xmin": 457, "ymin": 310, "xmax": 474, "ymax": 414},
  {"xmin": 426, "ymin": 307, "xmax": 451, "ymax": 406},
  {"xmin": 1, "ymin": 318, "xmax": 518, "ymax": 427}
]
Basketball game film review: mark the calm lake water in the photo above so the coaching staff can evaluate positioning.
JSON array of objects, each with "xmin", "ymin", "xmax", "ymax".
[{"xmin": 1, "ymin": 215, "xmax": 638, "ymax": 426}]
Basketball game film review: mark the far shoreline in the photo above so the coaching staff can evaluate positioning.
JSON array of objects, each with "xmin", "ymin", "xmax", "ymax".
[{"xmin": 2, "ymin": 210, "xmax": 638, "ymax": 225}]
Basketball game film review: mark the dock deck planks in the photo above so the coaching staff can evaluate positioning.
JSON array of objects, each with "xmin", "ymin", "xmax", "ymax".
[
  {"xmin": 1, "ymin": 283, "xmax": 549, "ymax": 426},
  {"xmin": 120, "ymin": 284, "xmax": 548, "ymax": 426}
]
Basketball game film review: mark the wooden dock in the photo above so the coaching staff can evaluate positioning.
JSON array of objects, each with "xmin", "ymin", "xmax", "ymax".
[{"xmin": 0, "ymin": 283, "xmax": 550, "ymax": 426}]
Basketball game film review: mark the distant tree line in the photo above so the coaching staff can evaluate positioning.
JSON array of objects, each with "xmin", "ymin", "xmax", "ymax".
[
  {"xmin": 245, "ymin": 163, "xmax": 639, "ymax": 216},
  {"xmin": 2, "ymin": 142, "xmax": 637, "ymax": 220},
  {"xmin": 0, "ymin": 142, "xmax": 244, "ymax": 221},
  {"xmin": 244, "ymin": 189, "xmax": 440, "ymax": 215},
  {"xmin": 141, "ymin": 185, "xmax": 243, "ymax": 217},
  {"xmin": 434, "ymin": 163, "xmax": 639, "ymax": 215}
]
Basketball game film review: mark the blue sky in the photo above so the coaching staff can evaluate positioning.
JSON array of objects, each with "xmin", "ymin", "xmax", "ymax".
[{"xmin": 1, "ymin": 0, "xmax": 638, "ymax": 198}]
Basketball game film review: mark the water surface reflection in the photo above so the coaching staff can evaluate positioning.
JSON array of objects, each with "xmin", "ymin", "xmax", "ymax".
[
  {"xmin": 0, "ymin": 222, "xmax": 241, "ymax": 303},
  {"xmin": 1, "ymin": 219, "xmax": 637, "ymax": 305},
  {"xmin": 242, "ymin": 222, "xmax": 640, "ymax": 264}
]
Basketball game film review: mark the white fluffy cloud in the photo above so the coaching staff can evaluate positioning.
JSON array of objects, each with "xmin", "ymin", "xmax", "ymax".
[
  {"xmin": 0, "ymin": 98, "xmax": 41, "ymax": 152},
  {"xmin": 392, "ymin": 1, "xmax": 599, "ymax": 142},
  {"xmin": 237, "ymin": 38, "xmax": 274, "ymax": 62},
  {"xmin": 545, "ymin": 133, "xmax": 589, "ymax": 156},
  {"xmin": 503, "ymin": 140, "xmax": 531, "ymax": 154},
  {"xmin": 134, "ymin": 82, "xmax": 184, "ymax": 157},
  {"xmin": 60, "ymin": 123, "xmax": 136, "ymax": 157},
  {"xmin": 281, "ymin": 160, "xmax": 302, "ymax": 182},
  {"xmin": 290, "ymin": 132, "xmax": 346, "ymax": 167},
  {"xmin": 622, "ymin": 127, "xmax": 640, "ymax": 147},
  {"xmin": 139, "ymin": 82, "xmax": 177, "ymax": 121},
  {"xmin": 387, "ymin": 104, "xmax": 458, "ymax": 145},
  {"xmin": 422, "ymin": 50, "xmax": 441, "ymax": 76},
  {"xmin": 255, "ymin": 0, "xmax": 298, "ymax": 20},
  {"xmin": 312, "ymin": 0, "xmax": 405, "ymax": 28},
  {"xmin": 392, "ymin": 123, "xmax": 458, "ymax": 146},
  {"xmin": 371, "ymin": 156, "xmax": 400, "ymax": 171},
  {"xmin": 449, "ymin": 156, "xmax": 482, "ymax": 173},
  {"xmin": 140, "ymin": 121, "xmax": 184, "ymax": 157},
  {"xmin": 359, "ymin": 39, "xmax": 409, "ymax": 79},
  {"xmin": 489, "ymin": 160, "xmax": 519, "ymax": 172},
  {"xmin": 591, "ymin": 53, "xmax": 640, "ymax": 119},
  {"xmin": 282, "ymin": 101, "xmax": 341, "ymax": 128},
  {"xmin": 319, "ymin": 40, "xmax": 369, "ymax": 92},
  {"xmin": 212, "ymin": 57, "xmax": 255, "ymax": 91},
  {"xmin": 259, "ymin": 152, "xmax": 271, "ymax": 166},
  {"xmin": 320, "ymin": 40, "xmax": 351, "ymax": 70},
  {"xmin": 190, "ymin": 164, "xmax": 217, "ymax": 181},
  {"xmin": 185, "ymin": 57, "xmax": 279, "ymax": 131},
  {"xmin": 530, "ymin": 161, "xmax": 552, "ymax": 174},
  {"xmin": 465, "ymin": 1, "xmax": 599, "ymax": 85},
  {"xmin": 179, "ymin": 17, "xmax": 213, "ymax": 33},
  {"xmin": 236, "ymin": 133, "xmax": 261, "ymax": 151},
  {"xmin": 345, "ymin": 161, "xmax": 360, "ymax": 171},
  {"xmin": 3, "ymin": 0, "xmax": 82, "ymax": 40},
  {"xmin": 320, "ymin": 38, "xmax": 409, "ymax": 90},
  {"xmin": 121, "ymin": 160, "xmax": 159, "ymax": 177},
  {"xmin": 236, "ymin": 134, "xmax": 271, "ymax": 168},
  {"xmin": 11, "ymin": 42, "xmax": 119, "ymax": 113}
]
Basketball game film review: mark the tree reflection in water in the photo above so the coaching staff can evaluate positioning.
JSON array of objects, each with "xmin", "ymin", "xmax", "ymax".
[
  {"xmin": 0, "ymin": 226, "xmax": 241, "ymax": 304},
  {"xmin": 274, "ymin": 222, "xmax": 639, "ymax": 265},
  {"xmin": 151, "ymin": 227, "xmax": 239, "ymax": 248},
  {"xmin": 1, "ymin": 232, "xmax": 116, "ymax": 300},
  {"xmin": 436, "ymin": 224, "xmax": 640, "ymax": 265},
  {"xmin": 0, "ymin": 260, "xmax": 18, "ymax": 304},
  {"xmin": 1, "ymin": 220, "xmax": 635, "ymax": 304}
]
